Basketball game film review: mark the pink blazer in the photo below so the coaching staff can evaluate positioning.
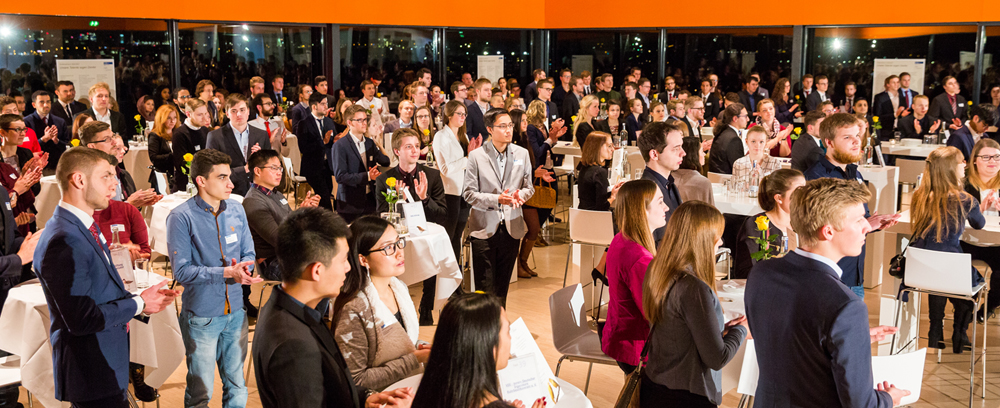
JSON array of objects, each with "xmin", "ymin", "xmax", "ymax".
[{"xmin": 601, "ymin": 233, "xmax": 654, "ymax": 366}]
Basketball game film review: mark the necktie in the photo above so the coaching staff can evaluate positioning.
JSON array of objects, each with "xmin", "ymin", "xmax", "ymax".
[
  {"xmin": 43, "ymin": 116, "xmax": 47, "ymax": 127},
  {"xmin": 264, "ymin": 120, "xmax": 271, "ymax": 137},
  {"xmin": 905, "ymin": 91, "xmax": 911, "ymax": 108},
  {"xmin": 949, "ymin": 95, "xmax": 957, "ymax": 115},
  {"xmin": 88, "ymin": 223, "xmax": 103, "ymax": 248},
  {"xmin": 63, "ymin": 103, "xmax": 71, "ymax": 118}
]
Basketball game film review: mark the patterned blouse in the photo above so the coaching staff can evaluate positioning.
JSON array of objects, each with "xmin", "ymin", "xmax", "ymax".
[{"xmin": 731, "ymin": 154, "xmax": 784, "ymax": 186}]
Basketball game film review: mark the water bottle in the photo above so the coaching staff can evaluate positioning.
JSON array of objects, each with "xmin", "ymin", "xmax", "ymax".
[
  {"xmin": 545, "ymin": 150, "xmax": 554, "ymax": 169},
  {"xmin": 109, "ymin": 227, "xmax": 137, "ymax": 291},
  {"xmin": 619, "ymin": 127, "xmax": 629, "ymax": 147}
]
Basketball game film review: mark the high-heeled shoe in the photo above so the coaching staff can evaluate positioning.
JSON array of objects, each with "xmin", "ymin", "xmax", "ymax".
[
  {"xmin": 952, "ymin": 332, "xmax": 972, "ymax": 354},
  {"xmin": 927, "ymin": 324, "xmax": 945, "ymax": 349}
]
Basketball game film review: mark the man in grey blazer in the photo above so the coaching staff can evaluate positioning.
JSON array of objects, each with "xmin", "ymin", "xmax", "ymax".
[
  {"xmin": 206, "ymin": 94, "xmax": 272, "ymax": 197},
  {"xmin": 463, "ymin": 108, "xmax": 534, "ymax": 306}
]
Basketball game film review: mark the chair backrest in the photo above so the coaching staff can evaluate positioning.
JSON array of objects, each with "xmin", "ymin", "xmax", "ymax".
[
  {"xmin": 736, "ymin": 339, "xmax": 759, "ymax": 396},
  {"xmin": 896, "ymin": 158, "xmax": 924, "ymax": 185},
  {"xmin": 154, "ymin": 171, "xmax": 169, "ymax": 194},
  {"xmin": 228, "ymin": 193, "xmax": 245, "ymax": 204},
  {"xmin": 707, "ymin": 172, "xmax": 732, "ymax": 184},
  {"xmin": 549, "ymin": 284, "xmax": 593, "ymax": 352},
  {"xmin": 568, "ymin": 208, "xmax": 614, "ymax": 246},
  {"xmin": 904, "ymin": 247, "xmax": 975, "ymax": 296},
  {"xmin": 285, "ymin": 134, "xmax": 302, "ymax": 173},
  {"xmin": 626, "ymin": 151, "xmax": 646, "ymax": 175},
  {"xmin": 571, "ymin": 155, "xmax": 581, "ymax": 177},
  {"xmin": 282, "ymin": 156, "xmax": 297, "ymax": 180}
]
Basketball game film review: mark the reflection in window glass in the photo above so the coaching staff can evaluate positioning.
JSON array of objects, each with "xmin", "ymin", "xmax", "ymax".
[
  {"xmin": 979, "ymin": 26, "xmax": 1000, "ymax": 105},
  {"xmin": 445, "ymin": 29, "xmax": 531, "ymax": 88},
  {"xmin": 0, "ymin": 15, "xmax": 170, "ymax": 120},
  {"xmin": 550, "ymin": 30, "xmax": 658, "ymax": 87},
  {"xmin": 339, "ymin": 26, "xmax": 438, "ymax": 100},
  {"xmin": 807, "ymin": 26, "xmax": 977, "ymax": 100},
  {"xmin": 178, "ymin": 23, "xmax": 322, "ymax": 99},
  {"xmin": 665, "ymin": 28, "xmax": 792, "ymax": 95}
]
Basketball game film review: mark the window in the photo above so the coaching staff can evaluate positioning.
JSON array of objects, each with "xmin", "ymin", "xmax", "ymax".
[
  {"xmin": 340, "ymin": 26, "xmax": 438, "ymax": 100},
  {"xmin": 445, "ymin": 29, "xmax": 532, "ymax": 88},
  {"xmin": 665, "ymin": 28, "xmax": 793, "ymax": 95},
  {"xmin": 550, "ymin": 30, "xmax": 659, "ymax": 88}
]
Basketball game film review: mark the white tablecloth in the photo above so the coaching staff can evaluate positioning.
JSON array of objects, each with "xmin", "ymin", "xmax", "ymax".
[
  {"xmin": 715, "ymin": 279, "xmax": 752, "ymax": 396},
  {"xmin": 148, "ymin": 193, "xmax": 244, "ymax": 255},
  {"xmin": 880, "ymin": 143, "xmax": 944, "ymax": 158},
  {"xmin": 712, "ymin": 185, "xmax": 763, "ymax": 216},
  {"xmin": 0, "ymin": 274, "xmax": 183, "ymax": 408},
  {"xmin": 124, "ymin": 145, "xmax": 152, "ymax": 191},
  {"xmin": 35, "ymin": 176, "xmax": 60, "ymax": 228},
  {"xmin": 386, "ymin": 373, "xmax": 592, "ymax": 407},
  {"xmin": 398, "ymin": 222, "xmax": 461, "ymax": 309}
]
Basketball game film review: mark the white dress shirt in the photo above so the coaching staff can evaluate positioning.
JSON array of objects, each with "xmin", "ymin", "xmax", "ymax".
[
  {"xmin": 793, "ymin": 248, "xmax": 843, "ymax": 279},
  {"xmin": 93, "ymin": 108, "xmax": 112, "ymax": 127},
  {"xmin": 731, "ymin": 125, "xmax": 748, "ymax": 155},
  {"xmin": 356, "ymin": 96, "xmax": 384, "ymax": 113},
  {"xmin": 230, "ymin": 123, "xmax": 250, "ymax": 159}
]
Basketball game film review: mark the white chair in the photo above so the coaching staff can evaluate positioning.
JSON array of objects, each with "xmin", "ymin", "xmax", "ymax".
[
  {"xmin": 707, "ymin": 172, "xmax": 732, "ymax": 184},
  {"xmin": 282, "ymin": 156, "xmax": 308, "ymax": 205},
  {"xmin": 735, "ymin": 339, "xmax": 759, "ymax": 408},
  {"xmin": 0, "ymin": 356, "xmax": 32, "ymax": 407},
  {"xmin": 563, "ymin": 208, "xmax": 615, "ymax": 287},
  {"xmin": 893, "ymin": 247, "xmax": 988, "ymax": 404},
  {"xmin": 896, "ymin": 158, "xmax": 924, "ymax": 189},
  {"xmin": 154, "ymin": 171, "xmax": 169, "ymax": 195},
  {"xmin": 549, "ymin": 284, "xmax": 617, "ymax": 395}
]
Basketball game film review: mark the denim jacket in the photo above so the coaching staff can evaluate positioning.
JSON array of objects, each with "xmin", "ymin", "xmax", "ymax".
[{"xmin": 167, "ymin": 195, "xmax": 255, "ymax": 317}]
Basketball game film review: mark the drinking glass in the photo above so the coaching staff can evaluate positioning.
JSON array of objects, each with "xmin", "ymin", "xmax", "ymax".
[
  {"xmin": 634, "ymin": 169, "xmax": 642, "ymax": 180},
  {"xmin": 893, "ymin": 131, "xmax": 902, "ymax": 144},
  {"xmin": 134, "ymin": 258, "xmax": 150, "ymax": 290}
]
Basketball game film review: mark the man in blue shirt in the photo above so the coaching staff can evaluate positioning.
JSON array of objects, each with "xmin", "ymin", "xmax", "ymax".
[
  {"xmin": 167, "ymin": 148, "xmax": 261, "ymax": 408},
  {"xmin": 804, "ymin": 113, "xmax": 900, "ymax": 298}
]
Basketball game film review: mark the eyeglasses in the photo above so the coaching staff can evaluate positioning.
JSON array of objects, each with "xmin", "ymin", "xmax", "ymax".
[
  {"xmin": 4, "ymin": 127, "xmax": 26, "ymax": 133},
  {"xmin": 349, "ymin": 118, "xmax": 369, "ymax": 123},
  {"xmin": 257, "ymin": 165, "xmax": 283, "ymax": 172},
  {"xmin": 178, "ymin": 95, "xmax": 191, "ymax": 100},
  {"xmin": 416, "ymin": 114, "xmax": 431, "ymax": 119},
  {"xmin": 540, "ymin": 87, "xmax": 554, "ymax": 91},
  {"xmin": 977, "ymin": 154, "xmax": 1000, "ymax": 162},
  {"xmin": 492, "ymin": 123, "xmax": 515, "ymax": 130},
  {"xmin": 367, "ymin": 237, "xmax": 407, "ymax": 256},
  {"xmin": 689, "ymin": 107, "xmax": 705, "ymax": 111},
  {"xmin": 454, "ymin": 112, "xmax": 468, "ymax": 118}
]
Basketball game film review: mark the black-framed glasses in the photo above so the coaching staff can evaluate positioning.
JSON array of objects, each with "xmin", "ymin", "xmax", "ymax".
[
  {"xmin": 4, "ymin": 127, "xmax": 26, "ymax": 133},
  {"xmin": 257, "ymin": 165, "xmax": 283, "ymax": 172},
  {"xmin": 977, "ymin": 154, "xmax": 1000, "ymax": 162},
  {"xmin": 367, "ymin": 237, "xmax": 407, "ymax": 256}
]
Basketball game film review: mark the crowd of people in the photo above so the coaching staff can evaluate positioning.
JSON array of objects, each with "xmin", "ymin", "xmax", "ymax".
[{"xmin": 0, "ymin": 60, "xmax": 993, "ymax": 408}]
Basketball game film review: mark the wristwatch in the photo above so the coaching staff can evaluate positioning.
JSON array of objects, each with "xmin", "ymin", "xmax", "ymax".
[{"xmin": 8, "ymin": 191, "xmax": 17, "ymax": 208}]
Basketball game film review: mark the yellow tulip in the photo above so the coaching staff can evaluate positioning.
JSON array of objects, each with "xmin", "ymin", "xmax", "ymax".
[
  {"xmin": 600, "ymin": 98, "xmax": 606, "ymax": 103},
  {"xmin": 377, "ymin": 93, "xmax": 382, "ymax": 98},
  {"xmin": 872, "ymin": 116, "xmax": 879, "ymax": 123},
  {"xmin": 571, "ymin": 115, "xmax": 578, "ymax": 122},
  {"xmin": 370, "ymin": 104, "xmax": 375, "ymax": 109},
  {"xmin": 183, "ymin": 153, "xmax": 194, "ymax": 162},
  {"xmin": 794, "ymin": 127, "xmax": 802, "ymax": 134},
  {"xmin": 422, "ymin": 129, "xmax": 430, "ymax": 136},
  {"xmin": 386, "ymin": 177, "xmax": 397, "ymax": 188},
  {"xmin": 134, "ymin": 114, "xmax": 141, "ymax": 121},
  {"xmin": 70, "ymin": 139, "xmax": 80, "ymax": 147},
  {"xmin": 754, "ymin": 215, "xmax": 770, "ymax": 232}
]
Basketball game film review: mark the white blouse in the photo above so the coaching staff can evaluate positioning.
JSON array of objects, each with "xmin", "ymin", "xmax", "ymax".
[{"xmin": 433, "ymin": 126, "xmax": 468, "ymax": 196}]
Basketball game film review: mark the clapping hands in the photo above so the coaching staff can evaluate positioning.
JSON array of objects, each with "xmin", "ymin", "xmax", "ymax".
[
  {"xmin": 498, "ymin": 189, "xmax": 526, "ymax": 208},
  {"xmin": 223, "ymin": 258, "xmax": 262, "ymax": 285}
]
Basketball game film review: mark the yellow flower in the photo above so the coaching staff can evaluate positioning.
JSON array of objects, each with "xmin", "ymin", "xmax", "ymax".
[
  {"xmin": 793, "ymin": 127, "xmax": 802, "ymax": 134},
  {"xmin": 600, "ymin": 98, "xmax": 606, "ymax": 103},
  {"xmin": 872, "ymin": 116, "xmax": 879, "ymax": 123},
  {"xmin": 422, "ymin": 129, "xmax": 430, "ymax": 136},
  {"xmin": 571, "ymin": 115, "xmax": 578, "ymax": 122},
  {"xmin": 510, "ymin": 93, "xmax": 515, "ymax": 97},
  {"xmin": 386, "ymin": 177, "xmax": 397, "ymax": 188},
  {"xmin": 377, "ymin": 93, "xmax": 382, "ymax": 98},
  {"xmin": 282, "ymin": 96, "xmax": 287, "ymax": 102},
  {"xmin": 795, "ymin": 94, "xmax": 800, "ymax": 99},
  {"xmin": 370, "ymin": 104, "xmax": 375, "ymax": 109},
  {"xmin": 653, "ymin": 93, "xmax": 658, "ymax": 99},
  {"xmin": 754, "ymin": 215, "xmax": 770, "ymax": 232},
  {"xmin": 70, "ymin": 139, "xmax": 80, "ymax": 147},
  {"xmin": 183, "ymin": 153, "xmax": 194, "ymax": 162},
  {"xmin": 134, "ymin": 114, "xmax": 141, "ymax": 121}
]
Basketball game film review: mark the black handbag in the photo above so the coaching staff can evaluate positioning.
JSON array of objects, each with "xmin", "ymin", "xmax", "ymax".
[{"xmin": 888, "ymin": 232, "xmax": 918, "ymax": 279}]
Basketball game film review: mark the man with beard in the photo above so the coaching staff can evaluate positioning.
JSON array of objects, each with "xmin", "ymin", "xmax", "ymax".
[
  {"xmin": 248, "ymin": 93, "xmax": 289, "ymax": 155},
  {"xmin": 804, "ymin": 113, "xmax": 901, "ymax": 298}
]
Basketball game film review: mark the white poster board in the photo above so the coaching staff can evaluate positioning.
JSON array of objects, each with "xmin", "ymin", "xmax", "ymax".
[
  {"xmin": 959, "ymin": 51, "xmax": 992, "ymax": 71},
  {"xmin": 872, "ymin": 59, "xmax": 925, "ymax": 97},
  {"xmin": 571, "ymin": 55, "xmax": 593, "ymax": 76},
  {"xmin": 477, "ymin": 55, "xmax": 504, "ymax": 83},
  {"xmin": 56, "ymin": 59, "xmax": 117, "ymax": 98}
]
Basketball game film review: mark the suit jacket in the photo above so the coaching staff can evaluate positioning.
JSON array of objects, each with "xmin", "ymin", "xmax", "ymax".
[
  {"xmin": 790, "ymin": 134, "xmax": 824, "ymax": 173},
  {"xmin": 242, "ymin": 186, "xmax": 291, "ymax": 279},
  {"xmin": 896, "ymin": 114, "xmax": 937, "ymax": 140},
  {"xmin": 23, "ymin": 112, "xmax": 69, "ymax": 170},
  {"xmin": 560, "ymin": 93, "xmax": 581, "ymax": 128},
  {"xmin": 805, "ymin": 90, "xmax": 828, "ymax": 112},
  {"xmin": 871, "ymin": 91, "xmax": 897, "ymax": 140},
  {"xmin": 171, "ymin": 125, "xmax": 209, "ymax": 192},
  {"xmin": 330, "ymin": 134, "xmax": 390, "ymax": 215},
  {"xmin": 147, "ymin": 133, "xmax": 173, "ymax": 193},
  {"xmin": 117, "ymin": 167, "xmax": 137, "ymax": 200},
  {"xmin": 50, "ymin": 100, "xmax": 87, "ymax": 132},
  {"xmin": 465, "ymin": 102, "xmax": 489, "ymax": 141},
  {"xmin": 708, "ymin": 127, "xmax": 744, "ymax": 174},
  {"xmin": 269, "ymin": 91, "xmax": 288, "ymax": 107},
  {"xmin": 700, "ymin": 93, "xmax": 722, "ymax": 120},
  {"xmin": 294, "ymin": 114, "xmax": 335, "ymax": 179},
  {"xmin": 929, "ymin": 92, "xmax": 967, "ymax": 124},
  {"xmin": 77, "ymin": 109, "xmax": 131, "ymax": 142},
  {"xmin": 206, "ymin": 124, "xmax": 272, "ymax": 196},
  {"xmin": 375, "ymin": 164, "xmax": 448, "ymax": 224},
  {"xmin": 745, "ymin": 251, "xmax": 893, "ymax": 408},
  {"xmin": 287, "ymin": 102, "xmax": 310, "ymax": 131},
  {"xmin": 463, "ymin": 141, "xmax": 534, "ymax": 240},
  {"xmin": 899, "ymin": 88, "xmax": 919, "ymax": 109},
  {"xmin": 738, "ymin": 90, "xmax": 764, "ymax": 112},
  {"xmin": 524, "ymin": 81, "xmax": 539, "ymax": 106},
  {"xmin": 946, "ymin": 125, "xmax": 976, "ymax": 162},
  {"xmin": 0, "ymin": 185, "xmax": 28, "ymax": 316},
  {"xmin": 35, "ymin": 206, "xmax": 146, "ymax": 402},
  {"xmin": 382, "ymin": 118, "xmax": 412, "ymax": 135},
  {"xmin": 253, "ymin": 286, "xmax": 367, "ymax": 408}
]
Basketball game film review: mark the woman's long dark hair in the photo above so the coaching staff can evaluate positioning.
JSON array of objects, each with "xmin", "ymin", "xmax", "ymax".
[
  {"xmin": 508, "ymin": 109, "xmax": 537, "ymax": 169},
  {"xmin": 332, "ymin": 215, "xmax": 391, "ymax": 321},
  {"xmin": 413, "ymin": 292, "xmax": 504, "ymax": 408}
]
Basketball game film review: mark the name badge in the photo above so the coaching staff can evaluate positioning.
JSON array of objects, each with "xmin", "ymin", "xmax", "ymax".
[
  {"xmin": 5, "ymin": 202, "xmax": 9, "ymax": 211},
  {"xmin": 958, "ymin": 103, "xmax": 965, "ymax": 107},
  {"xmin": 195, "ymin": 145, "xmax": 201, "ymax": 151},
  {"xmin": 513, "ymin": 159, "xmax": 523, "ymax": 167},
  {"xmin": 8, "ymin": 173, "xmax": 15, "ymax": 179},
  {"xmin": 225, "ymin": 233, "xmax": 238, "ymax": 244},
  {"xmin": 23, "ymin": 136, "xmax": 30, "ymax": 143},
  {"xmin": 705, "ymin": 102, "xmax": 713, "ymax": 106},
  {"xmin": 111, "ymin": 224, "xmax": 124, "ymax": 233},
  {"xmin": 279, "ymin": 198, "xmax": 288, "ymax": 205},
  {"xmin": 550, "ymin": 114, "xmax": 557, "ymax": 120}
]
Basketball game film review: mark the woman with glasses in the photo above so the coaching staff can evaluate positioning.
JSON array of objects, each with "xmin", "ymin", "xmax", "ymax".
[
  {"xmin": 433, "ymin": 100, "xmax": 482, "ymax": 268},
  {"xmin": 0, "ymin": 114, "xmax": 42, "ymax": 235},
  {"xmin": 964, "ymin": 139, "xmax": 1000, "ymax": 322},
  {"xmin": 413, "ymin": 105, "xmax": 436, "ymax": 159},
  {"xmin": 147, "ymin": 105, "xmax": 179, "ymax": 193},
  {"xmin": 334, "ymin": 216, "xmax": 430, "ymax": 391}
]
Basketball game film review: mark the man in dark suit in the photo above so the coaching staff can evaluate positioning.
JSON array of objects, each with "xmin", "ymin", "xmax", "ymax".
[
  {"xmin": 24, "ymin": 91, "xmax": 68, "ymax": 172},
  {"xmin": 899, "ymin": 72, "xmax": 919, "ymax": 110},
  {"xmin": 523, "ymin": 69, "xmax": 546, "ymax": 106},
  {"xmin": 657, "ymin": 76, "xmax": 679, "ymax": 102},
  {"xmin": 172, "ymin": 99, "xmax": 212, "ymax": 192},
  {"xmin": 293, "ymin": 93, "xmax": 336, "ymax": 210},
  {"xmin": 536, "ymin": 79, "xmax": 561, "ymax": 127},
  {"xmin": 832, "ymin": 81, "xmax": 860, "ymax": 114},
  {"xmin": 947, "ymin": 104, "xmax": 997, "ymax": 162},
  {"xmin": 896, "ymin": 95, "xmax": 941, "ymax": 140},
  {"xmin": 708, "ymin": 103, "xmax": 748, "ymax": 174},
  {"xmin": 794, "ymin": 74, "xmax": 814, "ymax": 106},
  {"xmin": 737, "ymin": 77, "xmax": 764, "ymax": 114},
  {"xmin": 929, "ymin": 76, "xmax": 968, "ymax": 129},
  {"xmin": 252, "ymin": 207, "xmax": 413, "ymax": 408},
  {"xmin": 206, "ymin": 94, "xmax": 272, "ymax": 197},
  {"xmin": 465, "ymin": 78, "xmax": 492, "ymax": 141},
  {"xmin": 552, "ymin": 68, "xmax": 573, "ymax": 109},
  {"xmin": 376, "ymin": 128, "xmax": 448, "ymax": 325},
  {"xmin": 287, "ymin": 84, "xmax": 313, "ymax": 132},
  {"xmin": 77, "ymin": 82, "xmax": 131, "ymax": 143},
  {"xmin": 871, "ymin": 75, "xmax": 904, "ymax": 141},
  {"xmin": 34, "ymin": 147, "xmax": 176, "ymax": 408},
  {"xmin": 805, "ymin": 74, "xmax": 830, "ymax": 112},
  {"xmin": 330, "ymin": 105, "xmax": 390, "ymax": 223},
  {"xmin": 50, "ymin": 81, "xmax": 87, "ymax": 135},
  {"xmin": 560, "ymin": 76, "xmax": 584, "ymax": 127},
  {"xmin": 0, "ymin": 180, "xmax": 38, "ymax": 407},
  {"xmin": 745, "ymin": 177, "xmax": 908, "ymax": 407},
  {"xmin": 790, "ymin": 111, "xmax": 827, "ymax": 172},
  {"xmin": 269, "ymin": 75, "xmax": 286, "ymax": 109},
  {"xmin": 697, "ymin": 79, "xmax": 722, "ymax": 120}
]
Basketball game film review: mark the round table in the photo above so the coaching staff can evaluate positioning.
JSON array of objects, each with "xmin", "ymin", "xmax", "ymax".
[
  {"xmin": 0, "ymin": 274, "xmax": 183, "ymax": 408},
  {"xmin": 34, "ymin": 175, "xmax": 60, "ymax": 228},
  {"xmin": 149, "ymin": 193, "xmax": 244, "ymax": 255},
  {"xmin": 124, "ymin": 145, "xmax": 152, "ymax": 192},
  {"xmin": 386, "ymin": 373, "xmax": 593, "ymax": 407},
  {"xmin": 398, "ymin": 222, "xmax": 462, "ymax": 309}
]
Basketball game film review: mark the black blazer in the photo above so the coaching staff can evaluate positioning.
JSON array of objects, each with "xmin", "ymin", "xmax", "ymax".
[
  {"xmin": 560, "ymin": 94, "xmax": 581, "ymax": 132},
  {"xmin": 50, "ymin": 100, "xmax": 87, "ymax": 132},
  {"xmin": 745, "ymin": 251, "xmax": 893, "ymax": 408},
  {"xmin": 575, "ymin": 121, "xmax": 596, "ymax": 147},
  {"xmin": 171, "ymin": 125, "xmax": 209, "ymax": 192},
  {"xmin": 946, "ymin": 125, "xmax": 976, "ymax": 162},
  {"xmin": 294, "ymin": 114, "xmax": 335, "ymax": 179},
  {"xmin": 577, "ymin": 164, "xmax": 610, "ymax": 211},
  {"xmin": 23, "ymin": 112, "xmax": 69, "ymax": 170},
  {"xmin": 252, "ymin": 286, "xmax": 367, "ymax": 408},
  {"xmin": 287, "ymin": 102, "xmax": 310, "ymax": 131},
  {"xmin": 790, "ymin": 134, "xmax": 824, "ymax": 173},
  {"xmin": 870, "ymin": 91, "xmax": 896, "ymax": 140},
  {"xmin": 738, "ymin": 90, "xmax": 764, "ymax": 113},
  {"xmin": 929, "ymin": 92, "xmax": 968, "ymax": 124},
  {"xmin": 700, "ymin": 93, "xmax": 722, "ymax": 120},
  {"xmin": 896, "ymin": 114, "xmax": 937, "ymax": 140},
  {"xmin": 206, "ymin": 124, "xmax": 272, "ymax": 196},
  {"xmin": 708, "ymin": 127, "xmax": 743, "ymax": 174},
  {"xmin": 625, "ymin": 114, "xmax": 642, "ymax": 143},
  {"xmin": 0, "ymin": 185, "xmax": 29, "ymax": 317},
  {"xmin": 330, "ymin": 134, "xmax": 390, "ymax": 215},
  {"xmin": 899, "ymin": 88, "xmax": 919, "ymax": 109},
  {"xmin": 375, "ymin": 164, "xmax": 448, "ymax": 224},
  {"xmin": 465, "ymin": 102, "xmax": 489, "ymax": 142},
  {"xmin": 117, "ymin": 167, "xmax": 137, "ymax": 200},
  {"xmin": 77, "ymin": 109, "xmax": 131, "ymax": 142},
  {"xmin": 147, "ymin": 132, "xmax": 173, "ymax": 193},
  {"xmin": 805, "ymin": 90, "xmax": 827, "ymax": 112}
]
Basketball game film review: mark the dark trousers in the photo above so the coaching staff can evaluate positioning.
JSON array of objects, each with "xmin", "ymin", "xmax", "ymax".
[
  {"xmin": 470, "ymin": 223, "xmax": 519, "ymax": 306},
  {"xmin": 961, "ymin": 241, "xmax": 1000, "ymax": 311},
  {"xmin": 640, "ymin": 373, "xmax": 716, "ymax": 408},
  {"xmin": 70, "ymin": 390, "xmax": 130, "ymax": 408},
  {"xmin": 929, "ymin": 294, "xmax": 974, "ymax": 334},
  {"xmin": 617, "ymin": 361, "xmax": 637, "ymax": 375},
  {"xmin": 0, "ymin": 350, "xmax": 15, "ymax": 408},
  {"xmin": 419, "ymin": 276, "xmax": 436, "ymax": 313},
  {"xmin": 304, "ymin": 173, "xmax": 334, "ymax": 211},
  {"xmin": 442, "ymin": 194, "xmax": 471, "ymax": 261}
]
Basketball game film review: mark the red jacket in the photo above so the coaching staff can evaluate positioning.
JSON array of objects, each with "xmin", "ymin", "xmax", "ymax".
[
  {"xmin": 601, "ymin": 233, "xmax": 654, "ymax": 366},
  {"xmin": 93, "ymin": 200, "xmax": 151, "ymax": 254}
]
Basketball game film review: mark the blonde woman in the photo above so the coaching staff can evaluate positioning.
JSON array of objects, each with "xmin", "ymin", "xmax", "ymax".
[
  {"xmin": 147, "ymin": 105, "xmax": 180, "ymax": 192},
  {"xmin": 755, "ymin": 99, "xmax": 793, "ymax": 157},
  {"xmin": 574, "ymin": 94, "xmax": 599, "ymax": 147},
  {"xmin": 911, "ymin": 146, "xmax": 985, "ymax": 352},
  {"xmin": 641, "ymin": 201, "xmax": 747, "ymax": 406}
]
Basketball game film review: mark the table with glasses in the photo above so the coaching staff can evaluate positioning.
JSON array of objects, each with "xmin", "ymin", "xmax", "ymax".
[
  {"xmin": 35, "ymin": 175, "xmax": 60, "ymax": 227},
  {"xmin": 148, "ymin": 192, "xmax": 244, "ymax": 255},
  {"xmin": 397, "ymin": 222, "xmax": 462, "ymax": 309},
  {"xmin": 124, "ymin": 144, "xmax": 152, "ymax": 191},
  {"xmin": 0, "ymin": 273, "xmax": 183, "ymax": 408},
  {"xmin": 386, "ymin": 373, "xmax": 593, "ymax": 407},
  {"xmin": 881, "ymin": 142, "xmax": 945, "ymax": 158}
]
